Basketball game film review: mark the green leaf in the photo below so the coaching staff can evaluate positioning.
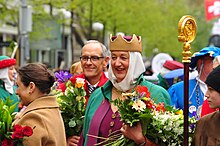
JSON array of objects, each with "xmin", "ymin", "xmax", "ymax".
[{"xmin": 69, "ymin": 120, "xmax": 76, "ymax": 128}]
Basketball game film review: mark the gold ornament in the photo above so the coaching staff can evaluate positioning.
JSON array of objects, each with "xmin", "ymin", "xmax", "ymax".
[
  {"xmin": 178, "ymin": 15, "xmax": 197, "ymax": 63},
  {"xmin": 109, "ymin": 34, "xmax": 142, "ymax": 53}
]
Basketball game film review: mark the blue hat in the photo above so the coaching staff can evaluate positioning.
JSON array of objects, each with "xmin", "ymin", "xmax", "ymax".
[
  {"xmin": 164, "ymin": 68, "xmax": 184, "ymax": 87},
  {"xmin": 190, "ymin": 46, "xmax": 220, "ymax": 68}
]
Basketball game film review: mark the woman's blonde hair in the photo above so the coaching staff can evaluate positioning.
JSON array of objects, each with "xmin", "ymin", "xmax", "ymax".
[{"xmin": 70, "ymin": 61, "xmax": 83, "ymax": 75}]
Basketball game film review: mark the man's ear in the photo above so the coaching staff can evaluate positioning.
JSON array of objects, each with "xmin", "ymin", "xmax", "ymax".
[{"xmin": 103, "ymin": 56, "xmax": 110, "ymax": 68}]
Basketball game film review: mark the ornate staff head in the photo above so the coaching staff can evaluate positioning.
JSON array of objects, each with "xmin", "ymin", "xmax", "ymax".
[{"xmin": 178, "ymin": 15, "xmax": 197, "ymax": 63}]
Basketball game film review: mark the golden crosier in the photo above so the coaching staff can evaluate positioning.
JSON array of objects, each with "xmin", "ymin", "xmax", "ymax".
[
  {"xmin": 178, "ymin": 15, "xmax": 197, "ymax": 63},
  {"xmin": 109, "ymin": 34, "xmax": 142, "ymax": 53}
]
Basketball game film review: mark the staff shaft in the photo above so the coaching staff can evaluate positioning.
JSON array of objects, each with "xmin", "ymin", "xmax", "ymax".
[{"xmin": 184, "ymin": 63, "xmax": 189, "ymax": 146}]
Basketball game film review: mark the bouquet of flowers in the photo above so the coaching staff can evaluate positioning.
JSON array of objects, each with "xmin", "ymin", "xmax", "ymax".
[
  {"xmin": 102, "ymin": 85, "xmax": 197, "ymax": 146},
  {"xmin": 0, "ymin": 98, "xmax": 33, "ymax": 146},
  {"xmin": 53, "ymin": 70, "xmax": 86, "ymax": 137}
]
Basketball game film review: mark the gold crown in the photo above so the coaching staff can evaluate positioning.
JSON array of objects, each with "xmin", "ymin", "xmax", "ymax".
[{"xmin": 109, "ymin": 34, "xmax": 142, "ymax": 53}]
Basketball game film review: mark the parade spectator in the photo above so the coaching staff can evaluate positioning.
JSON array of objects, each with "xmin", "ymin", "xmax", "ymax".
[
  {"xmin": 200, "ymin": 55, "xmax": 220, "ymax": 117},
  {"xmin": 78, "ymin": 34, "xmax": 170, "ymax": 146},
  {"xmin": 67, "ymin": 40, "xmax": 109, "ymax": 146},
  {"xmin": 0, "ymin": 55, "xmax": 19, "ymax": 112},
  {"xmin": 192, "ymin": 65, "xmax": 220, "ymax": 146},
  {"xmin": 13, "ymin": 63, "xmax": 66, "ymax": 146},
  {"xmin": 168, "ymin": 47, "xmax": 220, "ymax": 118},
  {"xmin": 157, "ymin": 60, "xmax": 184, "ymax": 89},
  {"xmin": 70, "ymin": 61, "xmax": 83, "ymax": 76}
]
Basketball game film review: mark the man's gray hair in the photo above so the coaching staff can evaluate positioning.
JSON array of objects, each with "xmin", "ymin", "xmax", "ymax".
[{"xmin": 83, "ymin": 40, "xmax": 109, "ymax": 57}]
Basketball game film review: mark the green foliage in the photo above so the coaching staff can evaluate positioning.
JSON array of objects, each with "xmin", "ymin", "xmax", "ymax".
[
  {"xmin": 54, "ymin": 80, "xmax": 86, "ymax": 137},
  {"xmin": 0, "ymin": 97, "xmax": 16, "ymax": 141},
  {"xmin": 0, "ymin": 0, "xmax": 214, "ymax": 60},
  {"xmin": 0, "ymin": 0, "xmax": 19, "ymax": 26},
  {"xmin": 102, "ymin": 85, "xmax": 197, "ymax": 145},
  {"xmin": 73, "ymin": 0, "xmax": 210, "ymax": 60}
]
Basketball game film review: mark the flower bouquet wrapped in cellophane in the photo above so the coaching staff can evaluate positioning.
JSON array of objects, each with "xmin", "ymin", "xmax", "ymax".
[
  {"xmin": 96, "ymin": 85, "xmax": 197, "ymax": 146},
  {"xmin": 53, "ymin": 70, "xmax": 87, "ymax": 137}
]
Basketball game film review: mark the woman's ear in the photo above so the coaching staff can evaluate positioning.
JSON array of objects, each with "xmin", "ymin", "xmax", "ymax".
[{"xmin": 29, "ymin": 82, "xmax": 36, "ymax": 93}]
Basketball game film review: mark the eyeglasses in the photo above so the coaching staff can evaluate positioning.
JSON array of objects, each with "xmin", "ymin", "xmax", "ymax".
[{"xmin": 80, "ymin": 56, "xmax": 104, "ymax": 62}]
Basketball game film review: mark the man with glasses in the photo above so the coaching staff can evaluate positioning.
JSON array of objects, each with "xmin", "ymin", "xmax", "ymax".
[{"xmin": 67, "ymin": 40, "xmax": 109, "ymax": 146}]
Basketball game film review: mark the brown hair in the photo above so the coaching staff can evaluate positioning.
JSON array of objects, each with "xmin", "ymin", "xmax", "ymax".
[{"xmin": 17, "ymin": 63, "xmax": 55, "ymax": 94}]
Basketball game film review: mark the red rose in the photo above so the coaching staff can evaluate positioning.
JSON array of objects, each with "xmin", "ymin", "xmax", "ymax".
[
  {"xmin": 12, "ymin": 130, "xmax": 24, "ymax": 139},
  {"xmin": 13, "ymin": 124, "xmax": 23, "ymax": 132},
  {"xmin": 1, "ymin": 138, "xmax": 14, "ymax": 146},
  {"xmin": 22, "ymin": 126, "xmax": 33, "ymax": 136}
]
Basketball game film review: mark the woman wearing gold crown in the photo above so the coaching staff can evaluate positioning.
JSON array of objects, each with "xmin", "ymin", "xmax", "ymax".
[{"xmin": 78, "ymin": 34, "xmax": 170, "ymax": 146}]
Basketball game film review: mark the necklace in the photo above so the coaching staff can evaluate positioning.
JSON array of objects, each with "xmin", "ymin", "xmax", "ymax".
[
  {"xmin": 111, "ymin": 87, "xmax": 123, "ymax": 101},
  {"xmin": 195, "ymin": 85, "xmax": 200, "ymax": 107}
]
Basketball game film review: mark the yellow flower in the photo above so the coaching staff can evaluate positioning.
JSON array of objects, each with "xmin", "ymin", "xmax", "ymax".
[
  {"xmin": 175, "ymin": 110, "xmax": 183, "ymax": 115},
  {"xmin": 76, "ymin": 96, "xmax": 82, "ymax": 101},
  {"xmin": 122, "ymin": 92, "xmax": 136, "ymax": 97},
  {"xmin": 75, "ymin": 78, "xmax": 85, "ymax": 88},
  {"xmin": 121, "ymin": 92, "xmax": 137, "ymax": 100},
  {"xmin": 132, "ymin": 100, "xmax": 146, "ymax": 112}
]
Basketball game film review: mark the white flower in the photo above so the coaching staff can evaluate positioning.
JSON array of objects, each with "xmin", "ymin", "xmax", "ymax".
[
  {"xmin": 132, "ymin": 100, "xmax": 146, "ymax": 112},
  {"xmin": 149, "ymin": 110, "xmax": 195, "ymax": 145}
]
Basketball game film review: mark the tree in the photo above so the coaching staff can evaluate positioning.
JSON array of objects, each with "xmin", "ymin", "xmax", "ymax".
[{"xmin": 0, "ymin": 0, "xmax": 214, "ymax": 61}]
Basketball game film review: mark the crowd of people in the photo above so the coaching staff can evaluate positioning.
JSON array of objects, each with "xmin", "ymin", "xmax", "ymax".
[{"xmin": 1, "ymin": 33, "xmax": 220, "ymax": 146}]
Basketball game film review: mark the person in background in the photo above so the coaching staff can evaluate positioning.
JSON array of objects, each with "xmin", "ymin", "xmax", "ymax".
[
  {"xmin": 0, "ymin": 55, "xmax": 19, "ymax": 112},
  {"xmin": 70, "ymin": 61, "xmax": 83, "ymax": 76},
  {"xmin": 67, "ymin": 40, "xmax": 109, "ymax": 146},
  {"xmin": 192, "ymin": 65, "xmax": 220, "ymax": 146},
  {"xmin": 212, "ymin": 55, "xmax": 220, "ymax": 69},
  {"xmin": 13, "ymin": 63, "xmax": 66, "ymax": 146},
  {"xmin": 168, "ymin": 47, "xmax": 220, "ymax": 118},
  {"xmin": 78, "ymin": 34, "xmax": 170, "ymax": 146},
  {"xmin": 200, "ymin": 55, "xmax": 220, "ymax": 117},
  {"xmin": 157, "ymin": 60, "xmax": 184, "ymax": 89}
]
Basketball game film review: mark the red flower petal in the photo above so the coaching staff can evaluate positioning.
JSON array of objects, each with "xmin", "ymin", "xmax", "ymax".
[
  {"xmin": 1, "ymin": 138, "xmax": 14, "ymax": 146},
  {"xmin": 22, "ymin": 126, "xmax": 33, "ymax": 136},
  {"xmin": 136, "ymin": 85, "xmax": 151, "ymax": 98},
  {"xmin": 13, "ymin": 124, "xmax": 23, "ymax": 132},
  {"xmin": 57, "ymin": 83, "xmax": 66, "ymax": 92}
]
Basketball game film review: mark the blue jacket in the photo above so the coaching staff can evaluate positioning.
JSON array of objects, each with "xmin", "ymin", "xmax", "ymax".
[{"xmin": 168, "ymin": 78, "xmax": 204, "ymax": 117}]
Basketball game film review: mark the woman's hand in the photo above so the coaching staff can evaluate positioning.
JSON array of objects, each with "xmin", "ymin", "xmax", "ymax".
[
  {"xmin": 66, "ymin": 135, "xmax": 80, "ymax": 146},
  {"xmin": 120, "ymin": 122, "xmax": 145, "ymax": 145}
]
